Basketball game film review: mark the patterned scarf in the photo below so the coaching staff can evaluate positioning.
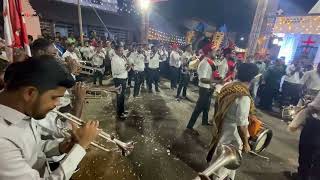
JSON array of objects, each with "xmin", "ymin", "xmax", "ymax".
[{"xmin": 207, "ymin": 81, "xmax": 255, "ymax": 161}]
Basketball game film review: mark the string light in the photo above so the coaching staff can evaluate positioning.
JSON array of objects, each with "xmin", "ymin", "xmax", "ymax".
[
  {"xmin": 274, "ymin": 16, "xmax": 320, "ymax": 34},
  {"xmin": 148, "ymin": 27, "xmax": 186, "ymax": 45}
]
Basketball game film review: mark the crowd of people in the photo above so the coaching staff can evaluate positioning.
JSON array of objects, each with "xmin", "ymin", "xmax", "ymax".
[{"xmin": 0, "ymin": 31, "xmax": 319, "ymax": 180}]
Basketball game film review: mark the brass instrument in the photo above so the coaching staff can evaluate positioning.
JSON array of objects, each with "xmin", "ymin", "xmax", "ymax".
[
  {"xmin": 53, "ymin": 110, "xmax": 135, "ymax": 156},
  {"xmin": 194, "ymin": 144, "xmax": 242, "ymax": 180},
  {"xmin": 68, "ymin": 86, "xmax": 122, "ymax": 99}
]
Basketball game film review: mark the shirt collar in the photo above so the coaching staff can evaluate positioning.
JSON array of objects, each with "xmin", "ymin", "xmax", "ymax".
[{"xmin": 0, "ymin": 104, "xmax": 29, "ymax": 125}]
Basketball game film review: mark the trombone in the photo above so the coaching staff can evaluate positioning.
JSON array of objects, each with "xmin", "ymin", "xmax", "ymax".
[{"xmin": 53, "ymin": 109, "xmax": 135, "ymax": 156}]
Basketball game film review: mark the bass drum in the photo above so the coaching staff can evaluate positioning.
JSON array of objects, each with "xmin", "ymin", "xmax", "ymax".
[{"xmin": 249, "ymin": 125, "xmax": 273, "ymax": 153}]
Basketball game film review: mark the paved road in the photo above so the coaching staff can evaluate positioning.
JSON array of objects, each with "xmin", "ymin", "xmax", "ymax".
[{"xmin": 73, "ymin": 79, "xmax": 299, "ymax": 180}]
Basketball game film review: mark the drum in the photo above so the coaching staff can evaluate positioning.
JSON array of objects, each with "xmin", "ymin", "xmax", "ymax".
[{"xmin": 248, "ymin": 116, "xmax": 273, "ymax": 153}]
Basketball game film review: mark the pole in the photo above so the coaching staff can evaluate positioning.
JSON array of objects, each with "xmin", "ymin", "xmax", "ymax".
[
  {"xmin": 77, "ymin": 0, "xmax": 84, "ymax": 46},
  {"xmin": 246, "ymin": 0, "xmax": 269, "ymax": 60}
]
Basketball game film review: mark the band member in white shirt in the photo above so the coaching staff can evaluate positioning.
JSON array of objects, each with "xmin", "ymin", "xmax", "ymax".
[
  {"xmin": 159, "ymin": 45, "xmax": 168, "ymax": 75},
  {"xmin": 301, "ymin": 63, "xmax": 320, "ymax": 96},
  {"xmin": 133, "ymin": 45, "xmax": 145, "ymax": 97},
  {"xmin": 92, "ymin": 46, "xmax": 105, "ymax": 86},
  {"xmin": 169, "ymin": 44, "xmax": 181, "ymax": 89},
  {"xmin": 111, "ymin": 45, "xmax": 130, "ymax": 119},
  {"xmin": 186, "ymin": 45, "xmax": 215, "ymax": 134},
  {"xmin": 127, "ymin": 44, "xmax": 138, "ymax": 88},
  {"xmin": 281, "ymin": 61, "xmax": 303, "ymax": 106},
  {"xmin": 80, "ymin": 41, "xmax": 94, "ymax": 61},
  {"xmin": 0, "ymin": 56, "xmax": 99, "ymax": 180},
  {"xmin": 143, "ymin": 44, "xmax": 151, "ymax": 87},
  {"xmin": 177, "ymin": 44, "xmax": 193, "ymax": 99},
  {"xmin": 148, "ymin": 45, "xmax": 161, "ymax": 93},
  {"xmin": 62, "ymin": 43, "xmax": 80, "ymax": 63}
]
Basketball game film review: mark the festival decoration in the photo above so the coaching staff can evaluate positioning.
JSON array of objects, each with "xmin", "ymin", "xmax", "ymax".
[
  {"xmin": 3, "ymin": 0, "xmax": 31, "ymax": 61},
  {"xmin": 212, "ymin": 32, "xmax": 224, "ymax": 50},
  {"xmin": 273, "ymin": 15, "xmax": 320, "ymax": 35},
  {"xmin": 148, "ymin": 27, "xmax": 186, "ymax": 45}
]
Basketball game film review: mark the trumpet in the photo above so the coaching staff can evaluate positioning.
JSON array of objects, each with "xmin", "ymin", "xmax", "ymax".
[
  {"xmin": 68, "ymin": 86, "xmax": 122, "ymax": 99},
  {"xmin": 53, "ymin": 109, "xmax": 135, "ymax": 156}
]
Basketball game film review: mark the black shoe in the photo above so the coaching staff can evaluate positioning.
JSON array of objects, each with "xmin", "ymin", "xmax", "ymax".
[
  {"xmin": 118, "ymin": 113, "xmax": 128, "ymax": 119},
  {"xmin": 186, "ymin": 128, "xmax": 200, "ymax": 136},
  {"xmin": 202, "ymin": 123, "xmax": 213, "ymax": 126}
]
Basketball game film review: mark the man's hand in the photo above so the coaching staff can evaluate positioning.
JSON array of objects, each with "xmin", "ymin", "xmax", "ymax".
[
  {"xmin": 71, "ymin": 120, "xmax": 100, "ymax": 149},
  {"xmin": 74, "ymin": 82, "xmax": 88, "ymax": 102},
  {"xmin": 59, "ymin": 138, "xmax": 75, "ymax": 154},
  {"xmin": 243, "ymin": 143, "xmax": 251, "ymax": 153}
]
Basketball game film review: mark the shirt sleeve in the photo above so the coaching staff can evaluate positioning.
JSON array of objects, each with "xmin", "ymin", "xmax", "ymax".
[
  {"xmin": 0, "ymin": 138, "xmax": 86, "ymax": 180},
  {"xmin": 235, "ymin": 96, "xmax": 251, "ymax": 127}
]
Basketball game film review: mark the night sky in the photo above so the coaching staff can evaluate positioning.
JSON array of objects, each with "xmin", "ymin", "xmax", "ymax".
[{"xmin": 154, "ymin": 0, "xmax": 318, "ymax": 33}]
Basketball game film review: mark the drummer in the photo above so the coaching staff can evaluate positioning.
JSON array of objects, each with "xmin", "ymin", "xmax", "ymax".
[
  {"xmin": 207, "ymin": 63, "xmax": 258, "ymax": 180},
  {"xmin": 0, "ymin": 56, "xmax": 99, "ymax": 179}
]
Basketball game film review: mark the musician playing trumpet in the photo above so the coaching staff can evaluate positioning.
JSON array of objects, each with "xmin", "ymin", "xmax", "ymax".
[{"xmin": 0, "ymin": 57, "xmax": 100, "ymax": 180}]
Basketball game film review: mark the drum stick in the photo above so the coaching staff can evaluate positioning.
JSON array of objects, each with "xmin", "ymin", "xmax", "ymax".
[{"xmin": 249, "ymin": 151, "xmax": 270, "ymax": 161}]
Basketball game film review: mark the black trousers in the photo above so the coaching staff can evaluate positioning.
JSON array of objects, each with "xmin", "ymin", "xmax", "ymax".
[
  {"xmin": 147, "ymin": 68, "xmax": 160, "ymax": 91},
  {"xmin": 177, "ymin": 73, "xmax": 189, "ymax": 97},
  {"xmin": 143, "ymin": 63, "xmax": 149, "ymax": 85},
  {"xmin": 128, "ymin": 69, "xmax": 134, "ymax": 87},
  {"xmin": 187, "ymin": 87, "xmax": 212, "ymax": 128},
  {"xmin": 113, "ymin": 78, "xmax": 127, "ymax": 116},
  {"xmin": 93, "ymin": 71, "xmax": 103, "ymax": 85},
  {"xmin": 281, "ymin": 81, "xmax": 302, "ymax": 106},
  {"xmin": 170, "ymin": 66, "xmax": 180, "ymax": 89},
  {"xmin": 298, "ymin": 116, "xmax": 320, "ymax": 180},
  {"xmin": 259, "ymin": 86, "xmax": 278, "ymax": 111},
  {"xmin": 133, "ymin": 71, "xmax": 144, "ymax": 97}
]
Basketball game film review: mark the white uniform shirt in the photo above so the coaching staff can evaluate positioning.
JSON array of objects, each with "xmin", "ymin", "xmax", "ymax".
[
  {"xmin": 144, "ymin": 50, "xmax": 150, "ymax": 64},
  {"xmin": 92, "ymin": 51, "xmax": 105, "ymax": 67},
  {"xmin": 214, "ymin": 58, "xmax": 229, "ymax": 79},
  {"xmin": 159, "ymin": 49, "xmax": 168, "ymax": 62},
  {"xmin": 181, "ymin": 51, "xmax": 193, "ymax": 64},
  {"xmin": 169, "ymin": 51, "xmax": 181, "ymax": 68},
  {"xmin": 127, "ymin": 51, "xmax": 138, "ymax": 65},
  {"xmin": 80, "ymin": 46, "xmax": 94, "ymax": 60},
  {"xmin": 111, "ymin": 54, "xmax": 128, "ymax": 79},
  {"xmin": 149, "ymin": 53, "xmax": 160, "ymax": 69},
  {"xmin": 133, "ymin": 53, "xmax": 145, "ymax": 72},
  {"xmin": 107, "ymin": 48, "xmax": 115, "ymax": 59},
  {"xmin": 62, "ymin": 50, "xmax": 80, "ymax": 63},
  {"xmin": 197, "ymin": 59, "xmax": 213, "ymax": 89},
  {"xmin": 219, "ymin": 96, "xmax": 251, "ymax": 149},
  {"xmin": 284, "ymin": 64, "xmax": 301, "ymax": 84},
  {"xmin": 0, "ymin": 104, "xmax": 86, "ymax": 180},
  {"xmin": 301, "ymin": 70, "xmax": 320, "ymax": 91}
]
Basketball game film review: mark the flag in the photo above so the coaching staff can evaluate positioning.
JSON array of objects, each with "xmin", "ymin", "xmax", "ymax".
[{"xmin": 3, "ymin": 0, "xmax": 31, "ymax": 62}]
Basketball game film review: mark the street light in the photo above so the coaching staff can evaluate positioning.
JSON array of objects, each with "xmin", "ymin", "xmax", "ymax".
[
  {"xmin": 240, "ymin": 37, "xmax": 245, "ymax": 41},
  {"xmin": 138, "ymin": 0, "xmax": 151, "ymax": 11}
]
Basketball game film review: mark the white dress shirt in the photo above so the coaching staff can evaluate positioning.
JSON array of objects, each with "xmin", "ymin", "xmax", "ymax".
[
  {"xmin": 111, "ymin": 54, "xmax": 128, "ymax": 79},
  {"xmin": 301, "ymin": 70, "xmax": 320, "ymax": 91},
  {"xmin": 169, "ymin": 51, "xmax": 181, "ymax": 68},
  {"xmin": 62, "ymin": 51, "xmax": 80, "ymax": 63},
  {"xmin": 127, "ymin": 51, "xmax": 138, "ymax": 65},
  {"xmin": 284, "ymin": 64, "xmax": 301, "ymax": 84},
  {"xmin": 149, "ymin": 53, "xmax": 160, "ymax": 69},
  {"xmin": 159, "ymin": 49, "xmax": 168, "ymax": 62},
  {"xmin": 0, "ymin": 104, "xmax": 86, "ymax": 180},
  {"xmin": 92, "ymin": 51, "xmax": 105, "ymax": 67},
  {"xmin": 181, "ymin": 51, "xmax": 193, "ymax": 64},
  {"xmin": 133, "ymin": 53, "xmax": 145, "ymax": 72},
  {"xmin": 214, "ymin": 58, "xmax": 229, "ymax": 79},
  {"xmin": 80, "ymin": 46, "xmax": 94, "ymax": 60},
  {"xmin": 144, "ymin": 50, "xmax": 150, "ymax": 64},
  {"xmin": 197, "ymin": 59, "xmax": 213, "ymax": 89}
]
